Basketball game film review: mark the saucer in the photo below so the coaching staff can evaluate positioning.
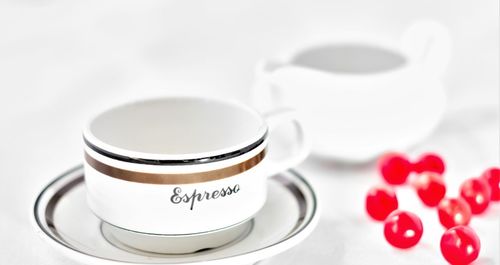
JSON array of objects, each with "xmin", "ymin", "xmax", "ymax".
[{"xmin": 32, "ymin": 165, "xmax": 319, "ymax": 265}]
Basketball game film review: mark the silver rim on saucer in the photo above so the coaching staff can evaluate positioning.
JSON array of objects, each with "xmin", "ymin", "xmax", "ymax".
[{"xmin": 32, "ymin": 165, "xmax": 319, "ymax": 264}]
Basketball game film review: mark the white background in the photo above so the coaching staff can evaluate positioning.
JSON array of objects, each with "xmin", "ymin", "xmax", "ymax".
[{"xmin": 0, "ymin": 0, "xmax": 498, "ymax": 264}]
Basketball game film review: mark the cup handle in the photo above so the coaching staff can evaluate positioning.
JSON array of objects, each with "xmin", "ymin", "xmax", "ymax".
[
  {"xmin": 262, "ymin": 108, "xmax": 310, "ymax": 177},
  {"xmin": 400, "ymin": 19, "xmax": 452, "ymax": 77}
]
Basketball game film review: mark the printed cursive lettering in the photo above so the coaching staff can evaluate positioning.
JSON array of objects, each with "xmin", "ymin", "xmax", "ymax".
[{"xmin": 170, "ymin": 184, "xmax": 241, "ymax": 210}]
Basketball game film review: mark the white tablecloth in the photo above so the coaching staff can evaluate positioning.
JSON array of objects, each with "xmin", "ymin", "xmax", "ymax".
[{"xmin": 0, "ymin": 0, "xmax": 498, "ymax": 264}]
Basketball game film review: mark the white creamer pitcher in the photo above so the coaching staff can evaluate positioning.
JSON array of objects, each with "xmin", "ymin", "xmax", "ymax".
[{"xmin": 253, "ymin": 20, "xmax": 452, "ymax": 162}]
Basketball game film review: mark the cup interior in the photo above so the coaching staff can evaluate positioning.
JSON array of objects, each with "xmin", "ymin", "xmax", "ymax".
[
  {"xmin": 292, "ymin": 44, "xmax": 407, "ymax": 74},
  {"xmin": 86, "ymin": 97, "xmax": 266, "ymax": 157}
]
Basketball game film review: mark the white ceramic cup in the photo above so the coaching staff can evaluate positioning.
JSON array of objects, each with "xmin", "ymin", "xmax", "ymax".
[
  {"xmin": 83, "ymin": 96, "xmax": 309, "ymax": 235},
  {"xmin": 253, "ymin": 20, "xmax": 451, "ymax": 162}
]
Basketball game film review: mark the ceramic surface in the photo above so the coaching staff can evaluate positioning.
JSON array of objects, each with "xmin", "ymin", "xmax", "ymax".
[
  {"xmin": 83, "ymin": 97, "xmax": 310, "ymax": 234},
  {"xmin": 32, "ymin": 166, "xmax": 320, "ymax": 265},
  {"xmin": 253, "ymin": 20, "xmax": 451, "ymax": 162}
]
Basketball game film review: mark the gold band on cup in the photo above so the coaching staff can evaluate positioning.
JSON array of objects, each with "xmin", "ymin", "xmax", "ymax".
[{"xmin": 84, "ymin": 150, "xmax": 266, "ymax": 185}]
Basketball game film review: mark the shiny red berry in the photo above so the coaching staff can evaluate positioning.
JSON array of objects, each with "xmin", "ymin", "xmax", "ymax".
[
  {"xmin": 413, "ymin": 153, "xmax": 446, "ymax": 174},
  {"xmin": 440, "ymin": 226, "xmax": 480, "ymax": 265},
  {"xmin": 481, "ymin": 167, "xmax": 500, "ymax": 201},
  {"xmin": 438, "ymin": 197, "xmax": 472, "ymax": 229},
  {"xmin": 366, "ymin": 186, "xmax": 399, "ymax": 221},
  {"xmin": 459, "ymin": 178, "xmax": 491, "ymax": 214},
  {"xmin": 413, "ymin": 172, "xmax": 446, "ymax": 207},
  {"xmin": 383, "ymin": 210, "xmax": 423, "ymax": 249},
  {"xmin": 378, "ymin": 153, "xmax": 412, "ymax": 185}
]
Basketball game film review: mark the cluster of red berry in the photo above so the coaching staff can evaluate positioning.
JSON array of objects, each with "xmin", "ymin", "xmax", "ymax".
[{"xmin": 365, "ymin": 152, "xmax": 499, "ymax": 265}]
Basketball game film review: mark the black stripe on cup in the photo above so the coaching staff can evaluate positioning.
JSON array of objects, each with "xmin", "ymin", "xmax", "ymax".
[{"xmin": 83, "ymin": 131, "xmax": 267, "ymax": 166}]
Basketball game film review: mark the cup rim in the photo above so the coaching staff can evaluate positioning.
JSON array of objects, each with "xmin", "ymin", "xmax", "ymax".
[{"xmin": 83, "ymin": 96, "xmax": 268, "ymax": 163}]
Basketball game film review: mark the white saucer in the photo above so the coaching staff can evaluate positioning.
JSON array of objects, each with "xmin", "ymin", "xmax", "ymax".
[{"xmin": 32, "ymin": 166, "xmax": 320, "ymax": 265}]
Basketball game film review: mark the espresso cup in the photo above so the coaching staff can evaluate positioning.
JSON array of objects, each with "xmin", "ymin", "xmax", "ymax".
[{"xmin": 83, "ymin": 96, "xmax": 309, "ymax": 235}]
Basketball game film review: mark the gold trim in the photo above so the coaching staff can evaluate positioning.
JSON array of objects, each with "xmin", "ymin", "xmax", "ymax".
[{"xmin": 84, "ymin": 150, "xmax": 266, "ymax": 184}]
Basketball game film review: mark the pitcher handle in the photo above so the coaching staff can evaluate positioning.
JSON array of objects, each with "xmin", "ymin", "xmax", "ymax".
[{"xmin": 400, "ymin": 19, "xmax": 452, "ymax": 78}]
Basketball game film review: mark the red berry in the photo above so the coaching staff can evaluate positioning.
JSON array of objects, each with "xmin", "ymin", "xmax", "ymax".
[
  {"xmin": 414, "ymin": 153, "xmax": 446, "ymax": 174},
  {"xmin": 440, "ymin": 226, "xmax": 480, "ymax": 265},
  {"xmin": 383, "ymin": 210, "xmax": 423, "ymax": 249},
  {"xmin": 366, "ymin": 186, "xmax": 399, "ymax": 221},
  {"xmin": 413, "ymin": 172, "xmax": 447, "ymax": 207},
  {"xmin": 459, "ymin": 178, "xmax": 491, "ymax": 214},
  {"xmin": 438, "ymin": 197, "xmax": 472, "ymax": 229},
  {"xmin": 379, "ymin": 153, "xmax": 412, "ymax": 185},
  {"xmin": 481, "ymin": 167, "xmax": 500, "ymax": 201}
]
